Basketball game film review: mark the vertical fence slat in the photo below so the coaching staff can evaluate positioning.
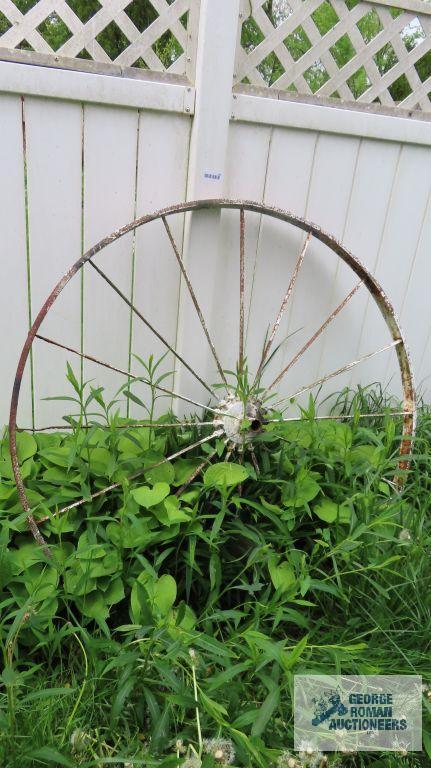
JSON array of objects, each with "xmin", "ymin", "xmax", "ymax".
[
  {"xmin": 0, "ymin": 95, "xmax": 32, "ymax": 430},
  {"xmin": 82, "ymin": 104, "xmax": 139, "ymax": 413},
  {"xmin": 245, "ymin": 126, "xmax": 319, "ymax": 387},
  {"xmin": 130, "ymin": 111, "xmax": 191, "ymax": 418},
  {"xmin": 318, "ymin": 139, "xmax": 401, "ymax": 398},
  {"xmin": 356, "ymin": 144, "xmax": 431, "ymax": 397},
  {"xmin": 403, "ymin": 198, "xmax": 431, "ymax": 394},
  {"xmin": 268, "ymin": 133, "xmax": 360, "ymax": 403},
  {"xmin": 24, "ymin": 96, "xmax": 82, "ymax": 428}
]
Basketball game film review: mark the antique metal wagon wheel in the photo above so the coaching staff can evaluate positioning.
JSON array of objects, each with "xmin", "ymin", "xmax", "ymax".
[{"xmin": 9, "ymin": 200, "xmax": 416, "ymax": 547}]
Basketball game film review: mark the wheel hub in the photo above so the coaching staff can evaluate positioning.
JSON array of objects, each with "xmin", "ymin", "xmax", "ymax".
[{"xmin": 215, "ymin": 394, "xmax": 266, "ymax": 445}]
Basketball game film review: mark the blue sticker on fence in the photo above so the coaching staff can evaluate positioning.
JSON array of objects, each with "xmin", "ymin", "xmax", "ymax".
[
  {"xmin": 203, "ymin": 171, "xmax": 222, "ymax": 180},
  {"xmin": 294, "ymin": 675, "xmax": 422, "ymax": 752}
]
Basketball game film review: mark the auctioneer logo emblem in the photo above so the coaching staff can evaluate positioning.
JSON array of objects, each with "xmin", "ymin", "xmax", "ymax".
[{"xmin": 294, "ymin": 675, "xmax": 422, "ymax": 752}]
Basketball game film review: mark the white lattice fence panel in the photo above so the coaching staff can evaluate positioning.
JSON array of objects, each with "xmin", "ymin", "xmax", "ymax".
[
  {"xmin": 235, "ymin": 0, "xmax": 431, "ymax": 112},
  {"xmin": 0, "ymin": 0, "xmax": 200, "ymax": 79}
]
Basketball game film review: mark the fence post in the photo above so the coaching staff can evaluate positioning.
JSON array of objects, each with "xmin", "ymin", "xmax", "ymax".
[
  {"xmin": 186, "ymin": 0, "xmax": 240, "ymax": 200},
  {"xmin": 174, "ymin": 0, "xmax": 240, "ymax": 407}
]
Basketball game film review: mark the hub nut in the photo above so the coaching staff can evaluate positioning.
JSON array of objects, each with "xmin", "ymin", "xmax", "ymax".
[{"xmin": 215, "ymin": 394, "xmax": 266, "ymax": 445}]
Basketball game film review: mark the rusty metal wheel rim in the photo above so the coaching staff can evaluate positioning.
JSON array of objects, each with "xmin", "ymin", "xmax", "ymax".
[{"xmin": 9, "ymin": 199, "xmax": 416, "ymax": 547}]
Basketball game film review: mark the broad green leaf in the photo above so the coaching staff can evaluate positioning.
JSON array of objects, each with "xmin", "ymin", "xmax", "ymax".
[
  {"xmin": 204, "ymin": 462, "xmax": 249, "ymax": 488},
  {"xmin": 350, "ymin": 444, "xmax": 383, "ymax": 468},
  {"xmin": 117, "ymin": 428, "xmax": 150, "ymax": 456},
  {"xmin": 0, "ymin": 483, "xmax": 15, "ymax": 501},
  {"xmin": 171, "ymin": 603, "xmax": 196, "ymax": 631},
  {"xmin": 76, "ymin": 531, "xmax": 106, "ymax": 559},
  {"xmin": 15, "ymin": 432, "xmax": 38, "ymax": 462},
  {"xmin": 173, "ymin": 458, "xmax": 204, "ymax": 485},
  {"xmin": 132, "ymin": 482, "xmax": 170, "ymax": 508},
  {"xmin": 130, "ymin": 574, "xmax": 153, "ymax": 624},
  {"xmin": 63, "ymin": 562, "xmax": 97, "ymax": 597},
  {"xmin": 314, "ymin": 499, "xmax": 351, "ymax": 524},
  {"xmin": 9, "ymin": 540, "xmax": 48, "ymax": 574},
  {"xmin": 274, "ymin": 421, "xmax": 312, "ymax": 447},
  {"xmin": 143, "ymin": 452, "xmax": 175, "ymax": 484},
  {"xmin": 154, "ymin": 574, "xmax": 177, "ymax": 615},
  {"xmin": 87, "ymin": 447, "xmax": 111, "ymax": 475},
  {"xmin": 106, "ymin": 519, "xmax": 152, "ymax": 548},
  {"xmin": 42, "ymin": 467, "xmax": 80, "ymax": 485},
  {"xmin": 268, "ymin": 555, "xmax": 296, "ymax": 593},
  {"xmin": 76, "ymin": 590, "xmax": 109, "ymax": 620},
  {"xmin": 39, "ymin": 445, "xmax": 73, "ymax": 468},
  {"xmin": 284, "ymin": 468, "xmax": 320, "ymax": 507},
  {"xmin": 22, "ymin": 564, "xmax": 58, "ymax": 602},
  {"xmin": 86, "ymin": 549, "xmax": 122, "ymax": 578},
  {"xmin": 152, "ymin": 495, "xmax": 192, "ymax": 526},
  {"xmin": 1, "ymin": 457, "xmax": 35, "ymax": 482}
]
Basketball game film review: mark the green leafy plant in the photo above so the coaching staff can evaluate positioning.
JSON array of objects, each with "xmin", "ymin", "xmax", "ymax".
[{"xmin": 0, "ymin": 372, "xmax": 430, "ymax": 766}]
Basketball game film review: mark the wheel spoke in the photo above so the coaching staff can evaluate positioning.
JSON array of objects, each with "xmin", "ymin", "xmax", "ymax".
[
  {"xmin": 88, "ymin": 259, "xmax": 215, "ymax": 397},
  {"xmin": 38, "ymin": 428, "xmax": 224, "ymax": 520},
  {"xmin": 239, "ymin": 207, "xmax": 245, "ymax": 373},
  {"xmin": 267, "ymin": 280, "xmax": 363, "ymax": 391},
  {"xmin": 254, "ymin": 231, "xmax": 312, "ymax": 385},
  {"xmin": 20, "ymin": 420, "xmax": 217, "ymax": 432},
  {"xmin": 268, "ymin": 410, "xmax": 413, "ymax": 424},
  {"xmin": 270, "ymin": 340, "xmax": 402, "ymax": 409},
  {"xmin": 249, "ymin": 445, "xmax": 260, "ymax": 475},
  {"xmin": 35, "ymin": 334, "xmax": 235, "ymax": 420},
  {"xmin": 162, "ymin": 215, "xmax": 228, "ymax": 387}
]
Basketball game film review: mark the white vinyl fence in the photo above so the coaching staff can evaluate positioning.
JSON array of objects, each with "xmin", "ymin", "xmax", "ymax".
[{"xmin": 1, "ymin": 0, "xmax": 431, "ymax": 428}]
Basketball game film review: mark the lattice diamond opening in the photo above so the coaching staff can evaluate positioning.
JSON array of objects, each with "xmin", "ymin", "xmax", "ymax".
[
  {"xmin": 263, "ymin": 0, "xmax": 292, "ymax": 28},
  {"xmin": 374, "ymin": 42, "xmax": 398, "ymax": 76},
  {"xmin": 304, "ymin": 59, "xmax": 330, "ymax": 93},
  {"xmin": 401, "ymin": 17, "xmax": 426, "ymax": 52},
  {"xmin": 65, "ymin": 0, "xmax": 101, "ymax": 24},
  {"xmin": 125, "ymin": 0, "xmax": 158, "ymax": 33},
  {"xmin": 241, "ymin": 17, "xmax": 264, "ymax": 53},
  {"xmin": 257, "ymin": 51, "xmax": 284, "ymax": 86},
  {"xmin": 152, "ymin": 30, "xmax": 183, "ymax": 69},
  {"xmin": 347, "ymin": 65, "xmax": 371, "ymax": 97},
  {"xmin": 17, "ymin": 38, "xmax": 33, "ymax": 50},
  {"xmin": 11, "ymin": 0, "xmax": 38, "ymax": 13},
  {"xmin": 389, "ymin": 73, "xmax": 413, "ymax": 101},
  {"xmin": 77, "ymin": 48, "xmax": 92, "ymax": 60},
  {"xmin": 311, "ymin": 1, "xmax": 340, "ymax": 35},
  {"xmin": 132, "ymin": 57, "xmax": 149, "ymax": 69},
  {"xmin": 330, "ymin": 33, "xmax": 356, "ymax": 68},
  {"xmin": 37, "ymin": 12, "xmax": 72, "ymax": 51},
  {"xmin": 96, "ymin": 21, "xmax": 130, "ymax": 60},
  {"xmin": 415, "ymin": 50, "xmax": 431, "ymax": 83},
  {"xmin": 284, "ymin": 25, "xmax": 312, "ymax": 62},
  {"xmin": 0, "ymin": 10, "xmax": 11, "ymax": 34},
  {"xmin": 356, "ymin": 9, "xmax": 383, "ymax": 43}
]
